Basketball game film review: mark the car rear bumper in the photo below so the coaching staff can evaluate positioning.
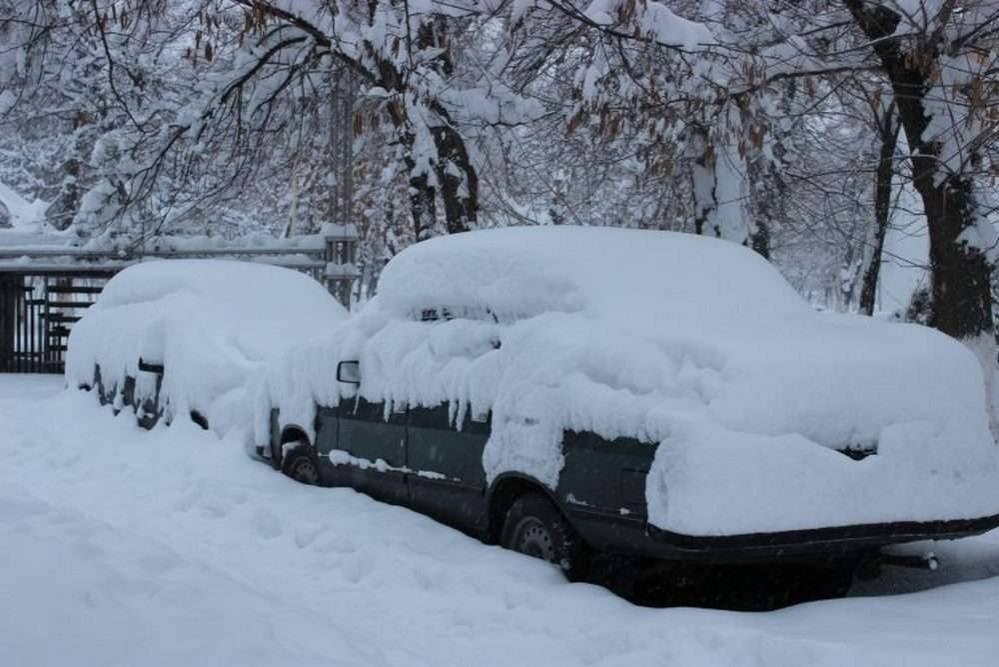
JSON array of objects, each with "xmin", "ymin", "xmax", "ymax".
[
  {"xmin": 645, "ymin": 512, "xmax": 999, "ymax": 561},
  {"xmin": 566, "ymin": 505, "xmax": 999, "ymax": 562}
]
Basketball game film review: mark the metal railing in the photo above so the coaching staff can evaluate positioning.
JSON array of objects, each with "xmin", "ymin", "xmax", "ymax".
[{"xmin": 0, "ymin": 230, "xmax": 359, "ymax": 373}]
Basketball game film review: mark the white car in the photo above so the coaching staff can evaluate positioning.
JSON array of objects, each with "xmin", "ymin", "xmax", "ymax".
[{"xmin": 67, "ymin": 259, "xmax": 347, "ymax": 435}]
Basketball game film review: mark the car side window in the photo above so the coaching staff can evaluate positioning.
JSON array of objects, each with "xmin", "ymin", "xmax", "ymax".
[
  {"xmin": 462, "ymin": 409, "xmax": 491, "ymax": 436},
  {"xmin": 409, "ymin": 403, "xmax": 450, "ymax": 430},
  {"xmin": 407, "ymin": 402, "xmax": 491, "ymax": 435},
  {"xmin": 340, "ymin": 396, "xmax": 407, "ymax": 425}
]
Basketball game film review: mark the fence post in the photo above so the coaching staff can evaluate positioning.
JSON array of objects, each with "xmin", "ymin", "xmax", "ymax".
[
  {"xmin": 324, "ymin": 227, "xmax": 359, "ymax": 309},
  {"xmin": 0, "ymin": 274, "xmax": 14, "ymax": 372}
]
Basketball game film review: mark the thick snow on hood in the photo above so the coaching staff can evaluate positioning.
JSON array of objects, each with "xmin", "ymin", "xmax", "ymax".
[
  {"xmin": 67, "ymin": 259, "xmax": 347, "ymax": 435},
  {"xmin": 256, "ymin": 227, "xmax": 999, "ymax": 535}
]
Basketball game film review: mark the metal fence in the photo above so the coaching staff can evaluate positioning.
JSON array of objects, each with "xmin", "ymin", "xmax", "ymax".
[
  {"xmin": 0, "ymin": 270, "xmax": 112, "ymax": 373},
  {"xmin": 0, "ymin": 231, "xmax": 359, "ymax": 374}
]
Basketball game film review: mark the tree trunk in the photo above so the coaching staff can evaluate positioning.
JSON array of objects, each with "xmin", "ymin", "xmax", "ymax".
[
  {"xmin": 689, "ymin": 129, "xmax": 714, "ymax": 236},
  {"xmin": 407, "ymin": 161, "xmax": 437, "ymax": 242},
  {"xmin": 750, "ymin": 221, "xmax": 770, "ymax": 260},
  {"xmin": 919, "ymin": 173, "xmax": 992, "ymax": 338},
  {"xmin": 432, "ymin": 123, "xmax": 477, "ymax": 234},
  {"xmin": 376, "ymin": 23, "xmax": 476, "ymax": 237},
  {"xmin": 746, "ymin": 155, "xmax": 772, "ymax": 260},
  {"xmin": 845, "ymin": 0, "xmax": 994, "ymax": 340},
  {"xmin": 859, "ymin": 106, "xmax": 899, "ymax": 315}
]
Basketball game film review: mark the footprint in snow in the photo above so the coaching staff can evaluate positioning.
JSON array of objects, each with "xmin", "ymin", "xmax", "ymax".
[
  {"xmin": 311, "ymin": 534, "xmax": 359, "ymax": 554},
  {"xmin": 341, "ymin": 553, "xmax": 374, "ymax": 583},
  {"xmin": 138, "ymin": 551, "xmax": 181, "ymax": 575},
  {"xmin": 171, "ymin": 489, "xmax": 201, "ymax": 513},
  {"xmin": 251, "ymin": 508, "xmax": 282, "ymax": 539},
  {"xmin": 293, "ymin": 522, "xmax": 322, "ymax": 549},
  {"xmin": 197, "ymin": 497, "xmax": 230, "ymax": 519}
]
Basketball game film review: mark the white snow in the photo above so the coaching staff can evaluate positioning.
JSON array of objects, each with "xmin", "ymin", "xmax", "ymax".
[
  {"xmin": 3, "ymin": 375, "xmax": 999, "ymax": 666},
  {"xmin": 255, "ymin": 226, "xmax": 999, "ymax": 536},
  {"xmin": 0, "ymin": 179, "xmax": 47, "ymax": 231},
  {"xmin": 581, "ymin": 0, "xmax": 713, "ymax": 48},
  {"xmin": 66, "ymin": 259, "xmax": 347, "ymax": 435}
]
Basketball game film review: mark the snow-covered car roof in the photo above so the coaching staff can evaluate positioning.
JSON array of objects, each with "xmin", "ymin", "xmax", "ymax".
[
  {"xmin": 256, "ymin": 227, "xmax": 999, "ymax": 536},
  {"xmin": 378, "ymin": 226, "xmax": 808, "ymax": 324},
  {"xmin": 67, "ymin": 259, "xmax": 347, "ymax": 434}
]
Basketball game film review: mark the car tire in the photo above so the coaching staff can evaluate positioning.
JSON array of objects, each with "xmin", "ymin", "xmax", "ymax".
[
  {"xmin": 281, "ymin": 441, "xmax": 321, "ymax": 486},
  {"xmin": 500, "ymin": 492, "xmax": 590, "ymax": 581}
]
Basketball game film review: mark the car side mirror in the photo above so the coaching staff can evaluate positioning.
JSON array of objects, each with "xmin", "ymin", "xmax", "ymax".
[{"xmin": 336, "ymin": 360, "xmax": 361, "ymax": 385}]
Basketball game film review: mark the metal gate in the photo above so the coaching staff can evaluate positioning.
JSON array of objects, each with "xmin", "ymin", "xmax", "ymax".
[
  {"xmin": 0, "ymin": 229, "xmax": 361, "ymax": 375},
  {"xmin": 0, "ymin": 271, "xmax": 111, "ymax": 373}
]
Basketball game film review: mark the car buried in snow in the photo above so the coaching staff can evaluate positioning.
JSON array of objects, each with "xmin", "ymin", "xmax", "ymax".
[
  {"xmin": 67, "ymin": 259, "xmax": 348, "ymax": 434},
  {"xmin": 252, "ymin": 226, "xmax": 999, "ymax": 601}
]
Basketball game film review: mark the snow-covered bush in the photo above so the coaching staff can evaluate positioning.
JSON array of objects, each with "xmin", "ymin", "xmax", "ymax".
[
  {"xmin": 255, "ymin": 226, "xmax": 999, "ymax": 536},
  {"xmin": 67, "ymin": 259, "xmax": 347, "ymax": 435}
]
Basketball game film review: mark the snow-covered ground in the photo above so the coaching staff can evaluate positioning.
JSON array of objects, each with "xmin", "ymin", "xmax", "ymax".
[{"xmin": 2, "ymin": 375, "xmax": 999, "ymax": 666}]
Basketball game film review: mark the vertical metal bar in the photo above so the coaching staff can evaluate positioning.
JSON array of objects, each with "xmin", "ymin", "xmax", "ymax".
[
  {"xmin": 28, "ymin": 278, "xmax": 36, "ymax": 373},
  {"xmin": 26, "ymin": 281, "xmax": 32, "ymax": 373},
  {"xmin": 19, "ymin": 278, "xmax": 24, "ymax": 373},
  {"xmin": 1, "ymin": 281, "xmax": 5, "ymax": 373},
  {"xmin": 0, "ymin": 279, "xmax": 7, "ymax": 373},
  {"xmin": 36, "ymin": 280, "xmax": 42, "ymax": 373},
  {"xmin": 42, "ymin": 276, "xmax": 50, "ymax": 372},
  {"xmin": 19, "ymin": 280, "xmax": 24, "ymax": 373},
  {"xmin": 27, "ymin": 278, "xmax": 33, "ymax": 373},
  {"xmin": 36, "ymin": 277, "xmax": 42, "ymax": 373}
]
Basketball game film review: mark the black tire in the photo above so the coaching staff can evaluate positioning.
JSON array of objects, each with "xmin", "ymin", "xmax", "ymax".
[
  {"xmin": 500, "ymin": 492, "xmax": 590, "ymax": 580},
  {"xmin": 281, "ymin": 441, "xmax": 321, "ymax": 486}
]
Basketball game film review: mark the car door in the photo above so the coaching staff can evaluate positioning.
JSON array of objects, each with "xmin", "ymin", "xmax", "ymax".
[
  {"xmin": 335, "ymin": 395, "xmax": 408, "ymax": 505},
  {"xmin": 406, "ymin": 402, "xmax": 490, "ymax": 534}
]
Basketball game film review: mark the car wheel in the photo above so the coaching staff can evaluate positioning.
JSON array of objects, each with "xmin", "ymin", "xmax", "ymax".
[
  {"xmin": 500, "ymin": 492, "xmax": 590, "ymax": 580},
  {"xmin": 281, "ymin": 441, "xmax": 321, "ymax": 486}
]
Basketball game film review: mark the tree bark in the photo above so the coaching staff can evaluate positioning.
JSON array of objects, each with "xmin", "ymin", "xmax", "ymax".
[
  {"xmin": 432, "ymin": 122, "xmax": 477, "ymax": 234},
  {"xmin": 844, "ymin": 0, "xmax": 994, "ymax": 339},
  {"xmin": 859, "ymin": 105, "xmax": 900, "ymax": 315},
  {"xmin": 406, "ymin": 155, "xmax": 437, "ymax": 242},
  {"xmin": 750, "ymin": 221, "xmax": 770, "ymax": 260},
  {"xmin": 376, "ymin": 26, "xmax": 476, "ymax": 236}
]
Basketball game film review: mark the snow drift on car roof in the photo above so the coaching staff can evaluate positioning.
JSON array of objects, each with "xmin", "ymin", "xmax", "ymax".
[{"xmin": 378, "ymin": 226, "xmax": 810, "ymax": 324}]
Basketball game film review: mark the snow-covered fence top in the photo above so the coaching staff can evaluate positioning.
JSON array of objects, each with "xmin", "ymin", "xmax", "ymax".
[
  {"xmin": 0, "ymin": 224, "xmax": 360, "ymax": 302},
  {"xmin": 0, "ymin": 225, "xmax": 359, "ymax": 374}
]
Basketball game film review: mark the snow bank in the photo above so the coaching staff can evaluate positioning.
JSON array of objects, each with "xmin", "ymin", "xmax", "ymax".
[
  {"xmin": 255, "ymin": 227, "xmax": 999, "ymax": 536},
  {"xmin": 67, "ymin": 259, "xmax": 347, "ymax": 435},
  {"xmin": 6, "ymin": 376, "xmax": 999, "ymax": 665}
]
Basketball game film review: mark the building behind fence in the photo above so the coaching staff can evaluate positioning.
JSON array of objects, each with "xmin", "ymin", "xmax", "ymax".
[{"xmin": 0, "ymin": 227, "xmax": 359, "ymax": 374}]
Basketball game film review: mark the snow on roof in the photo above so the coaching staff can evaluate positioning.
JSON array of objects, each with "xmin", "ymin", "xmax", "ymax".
[
  {"xmin": 93, "ymin": 259, "xmax": 346, "ymax": 352},
  {"xmin": 256, "ymin": 227, "xmax": 999, "ymax": 535},
  {"xmin": 378, "ymin": 226, "xmax": 808, "ymax": 324}
]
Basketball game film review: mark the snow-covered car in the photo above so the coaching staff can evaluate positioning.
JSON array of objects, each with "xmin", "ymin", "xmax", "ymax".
[
  {"xmin": 67, "ymin": 259, "xmax": 347, "ymax": 434},
  {"xmin": 253, "ymin": 227, "xmax": 999, "ymax": 588}
]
